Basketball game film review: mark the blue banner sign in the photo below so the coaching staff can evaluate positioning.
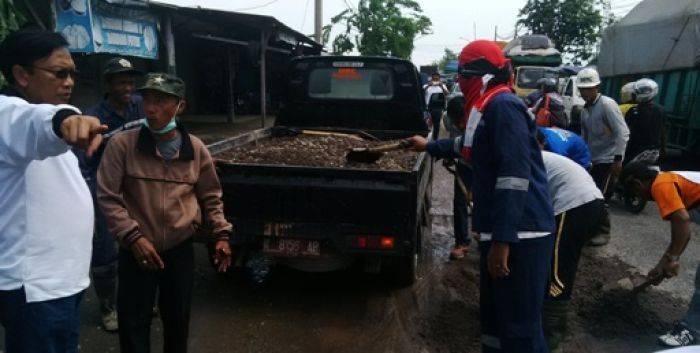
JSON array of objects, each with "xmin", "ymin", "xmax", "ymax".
[{"xmin": 55, "ymin": 0, "xmax": 159, "ymax": 59}]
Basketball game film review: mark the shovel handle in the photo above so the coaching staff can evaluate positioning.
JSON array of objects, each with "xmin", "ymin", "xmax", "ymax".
[
  {"xmin": 366, "ymin": 139, "xmax": 413, "ymax": 153},
  {"xmin": 301, "ymin": 130, "xmax": 363, "ymax": 140}
]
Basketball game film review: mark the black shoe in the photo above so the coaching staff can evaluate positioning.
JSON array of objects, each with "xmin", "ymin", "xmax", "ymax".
[{"xmin": 658, "ymin": 322, "xmax": 696, "ymax": 347}]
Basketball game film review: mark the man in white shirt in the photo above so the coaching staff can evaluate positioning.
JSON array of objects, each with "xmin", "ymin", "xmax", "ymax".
[
  {"xmin": 423, "ymin": 72, "xmax": 448, "ymax": 139},
  {"xmin": 0, "ymin": 28, "xmax": 106, "ymax": 353},
  {"xmin": 540, "ymin": 151, "xmax": 605, "ymax": 353}
]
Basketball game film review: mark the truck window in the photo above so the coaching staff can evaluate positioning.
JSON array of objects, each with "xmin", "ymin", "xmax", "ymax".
[
  {"xmin": 308, "ymin": 68, "xmax": 394, "ymax": 100},
  {"xmin": 517, "ymin": 68, "xmax": 558, "ymax": 89},
  {"xmin": 565, "ymin": 79, "xmax": 573, "ymax": 97}
]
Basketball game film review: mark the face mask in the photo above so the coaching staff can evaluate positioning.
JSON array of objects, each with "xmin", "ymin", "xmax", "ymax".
[{"xmin": 144, "ymin": 100, "xmax": 181, "ymax": 134}]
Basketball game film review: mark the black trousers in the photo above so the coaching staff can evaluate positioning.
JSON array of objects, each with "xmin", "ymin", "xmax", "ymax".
[
  {"xmin": 590, "ymin": 163, "xmax": 615, "ymax": 200},
  {"xmin": 547, "ymin": 199, "xmax": 605, "ymax": 301},
  {"xmin": 118, "ymin": 239, "xmax": 194, "ymax": 353},
  {"xmin": 590, "ymin": 163, "xmax": 613, "ymax": 235},
  {"xmin": 430, "ymin": 108, "xmax": 442, "ymax": 140}
]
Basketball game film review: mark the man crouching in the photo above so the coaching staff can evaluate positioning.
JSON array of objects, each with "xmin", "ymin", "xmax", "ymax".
[{"xmin": 97, "ymin": 73, "xmax": 232, "ymax": 353}]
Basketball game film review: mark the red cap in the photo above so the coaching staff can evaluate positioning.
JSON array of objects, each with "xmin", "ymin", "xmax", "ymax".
[{"xmin": 458, "ymin": 40, "xmax": 508, "ymax": 69}]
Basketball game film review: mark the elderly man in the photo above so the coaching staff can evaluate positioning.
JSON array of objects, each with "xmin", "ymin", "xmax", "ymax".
[
  {"xmin": 0, "ymin": 28, "xmax": 106, "ymax": 353},
  {"xmin": 577, "ymin": 67, "xmax": 630, "ymax": 246},
  {"xmin": 98, "ymin": 73, "xmax": 233, "ymax": 353}
]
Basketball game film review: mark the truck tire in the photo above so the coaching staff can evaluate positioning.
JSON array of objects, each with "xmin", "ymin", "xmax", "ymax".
[
  {"xmin": 387, "ymin": 191, "xmax": 431, "ymax": 286},
  {"xmin": 394, "ymin": 250, "xmax": 419, "ymax": 287},
  {"xmin": 624, "ymin": 193, "xmax": 647, "ymax": 214}
]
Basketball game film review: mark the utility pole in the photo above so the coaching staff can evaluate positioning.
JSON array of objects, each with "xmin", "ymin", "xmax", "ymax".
[
  {"xmin": 494, "ymin": 26, "xmax": 498, "ymax": 41},
  {"xmin": 314, "ymin": 0, "xmax": 323, "ymax": 44}
]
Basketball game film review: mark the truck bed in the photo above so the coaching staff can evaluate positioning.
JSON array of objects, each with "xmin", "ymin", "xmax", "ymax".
[{"xmin": 208, "ymin": 127, "xmax": 432, "ymax": 257}]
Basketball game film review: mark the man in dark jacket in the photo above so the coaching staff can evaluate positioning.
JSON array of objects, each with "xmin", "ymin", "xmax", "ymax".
[
  {"xmin": 624, "ymin": 78, "xmax": 666, "ymax": 164},
  {"xmin": 78, "ymin": 57, "xmax": 145, "ymax": 332},
  {"xmin": 409, "ymin": 40, "xmax": 554, "ymax": 353}
]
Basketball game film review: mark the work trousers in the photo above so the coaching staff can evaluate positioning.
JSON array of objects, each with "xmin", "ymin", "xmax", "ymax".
[
  {"xmin": 590, "ymin": 163, "xmax": 615, "ymax": 201},
  {"xmin": 480, "ymin": 236, "xmax": 554, "ymax": 353},
  {"xmin": 547, "ymin": 199, "xmax": 605, "ymax": 301},
  {"xmin": 118, "ymin": 239, "xmax": 194, "ymax": 353},
  {"xmin": 453, "ymin": 163, "xmax": 472, "ymax": 246},
  {"xmin": 430, "ymin": 108, "xmax": 443, "ymax": 140},
  {"xmin": 0, "ymin": 287, "xmax": 83, "ymax": 353},
  {"xmin": 590, "ymin": 163, "xmax": 613, "ymax": 236}
]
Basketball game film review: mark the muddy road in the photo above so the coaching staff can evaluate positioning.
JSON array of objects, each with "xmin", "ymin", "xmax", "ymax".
[{"xmin": 2, "ymin": 158, "xmax": 698, "ymax": 353}]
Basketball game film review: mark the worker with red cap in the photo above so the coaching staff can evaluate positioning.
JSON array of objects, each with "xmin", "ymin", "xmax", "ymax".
[{"xmin": 409, "ymin": 40, "xmax": 554, "ymax": 353}]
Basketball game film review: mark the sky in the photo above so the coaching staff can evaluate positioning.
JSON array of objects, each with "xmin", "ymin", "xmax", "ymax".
[{"xmin": 156, "ymin": 0, "xmax": 643, "ymax": 66}]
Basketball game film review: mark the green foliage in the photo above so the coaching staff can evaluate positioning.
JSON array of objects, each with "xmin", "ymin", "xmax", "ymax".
[
  {"xmin": 0, "ymin": 0, "xmax": 27, "ymax": 87},
  {"xmin": 431, "ymin": 48, "xmax": 458, "ymax": 70},
  {"xmin": 323, "ymin": 0, "xmax": 432, "ymax": 59},
  {"xmin": 517, "ymin": 0, "xmax": 604, "ymax": 65}
]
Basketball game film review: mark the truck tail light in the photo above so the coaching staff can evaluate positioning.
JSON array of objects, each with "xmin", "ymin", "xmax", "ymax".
[
  {"xmin": 357, "ymin": 236, "xmax": 368, "ymax": 248},
  {"xmin": 380, "ymin": 237, "xmax": 394, "ymax": 249},
  {"xmin": 354, "ymin": 235, "xmax": 395, "ymax": 250}
]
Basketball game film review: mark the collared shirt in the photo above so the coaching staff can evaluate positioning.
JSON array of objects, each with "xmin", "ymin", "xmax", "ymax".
[
  {"xmin": 87, "ymin": 95, "xmax": 144, "ymax": 133},
  {"xmin": 581, "ymin": 94, "xmax": 630, "ymax": 164},
  {"xmin": 78, "ymin": 95, "xmax": 144, "ymax": 185},
  {"xmin": 0, "ymin": 88, "xmax": 93, "ymax": 302}
]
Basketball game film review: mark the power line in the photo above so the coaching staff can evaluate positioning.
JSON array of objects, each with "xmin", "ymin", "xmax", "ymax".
[
  {"xmin": 301, "ymin": 0, "xmax": 311, "ymax": 31},
  {"xmin": 343, "ymin": 0, "xmax": 355, "ymax": 11},
  {"xmin": 232, "ymin": 0, "xmax": 282, "ymax": 12}
]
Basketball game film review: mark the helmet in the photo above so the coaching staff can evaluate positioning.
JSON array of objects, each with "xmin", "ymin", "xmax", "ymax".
[
  {"xmin": 537, "ymin": 77, "xmax": 558, "ymax": 93},
  {"xmin": 576, "ymin": 67, "xmax": 601, "ymax": 88},
  {"xmin": 633, "ymin": 78, "xmax": 658, "ymax": 103},
  {"xmin": 620, "ymin": 82, "xmax": 636, "ymax": 104}
]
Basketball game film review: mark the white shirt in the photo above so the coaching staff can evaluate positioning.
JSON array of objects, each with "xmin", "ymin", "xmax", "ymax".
[
  {"xmin": 0, "ymin": 94, "xmax": 93, "ymax": 302},
  {"xmin": 541, "ymin": 151, "xmax": 603, "ymax": 215},
  {"xmin": 423, "ymin": 82, "xmax": 447, "ymax": 106}
]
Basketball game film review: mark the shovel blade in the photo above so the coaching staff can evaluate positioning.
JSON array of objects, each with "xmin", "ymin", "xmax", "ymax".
[{"xmin": 346, "ymin": 150, "xmax": 384, "ymax": 164}]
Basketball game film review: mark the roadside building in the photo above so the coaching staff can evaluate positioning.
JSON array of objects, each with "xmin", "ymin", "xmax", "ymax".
[{"xmin": 4, "ymin": 0, "xmax": 322, "ymax": 124}]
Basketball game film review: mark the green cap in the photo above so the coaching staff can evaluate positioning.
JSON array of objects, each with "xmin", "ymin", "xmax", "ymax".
[{"xmin": 137, "ymin": 72, "xmax": 185, "ymax": 99}]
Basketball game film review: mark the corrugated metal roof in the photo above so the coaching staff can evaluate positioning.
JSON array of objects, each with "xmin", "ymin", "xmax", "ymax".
[{"xmin": 146, "ymin": 0, "xmax": 322, "ymax": 49}]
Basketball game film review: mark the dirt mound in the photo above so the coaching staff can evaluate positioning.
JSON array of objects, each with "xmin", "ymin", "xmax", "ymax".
[
  {"xmin": 412, "ymin": 247, "xmax": 688, "ymax": 353},
  {"xmin": 571, "ymin": 253, "xmax": 686, "ymax": 338},
  {"xmin": 415, "ymin": 254, "xmax": 482, "ymax": 353},
  {"xmin": 216, "ymin": 135, "xmax": 417, "ymax": 171}
]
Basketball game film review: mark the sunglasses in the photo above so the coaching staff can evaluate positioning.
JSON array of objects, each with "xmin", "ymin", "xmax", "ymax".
[{"xmin": 31, "ymin": 66, "xmax": 78, "ymax": 80}]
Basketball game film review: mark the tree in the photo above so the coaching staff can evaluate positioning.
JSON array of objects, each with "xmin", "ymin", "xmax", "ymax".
[
  {"xmin": 322, "ymin": 0, "xmax": 432, "ymax": 60},
  {"xmin": 0, "ymin": 0, "xmax": 26, "ymax": 87},
  {"xmin": 432, "ymin": 48, "xmax": 458, "ymax": 70},
  {"xmin": 517, "ymin": 0, "xmax": 604, "ymax": 64}
]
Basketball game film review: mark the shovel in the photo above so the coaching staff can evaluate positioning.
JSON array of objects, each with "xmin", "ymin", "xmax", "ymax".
[
  {"xmin": 346, "ymin": 139, "xmax": 414, "ymax": 164},
  {"xmin": 602, "ymin": 272, "xmax": 664, "ymax": 295}
]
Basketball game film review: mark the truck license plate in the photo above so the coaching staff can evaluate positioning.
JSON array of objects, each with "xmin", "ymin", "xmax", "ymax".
[{"xmin": 263, "ymin": 239, "xmax": 320, "ymax": 257}]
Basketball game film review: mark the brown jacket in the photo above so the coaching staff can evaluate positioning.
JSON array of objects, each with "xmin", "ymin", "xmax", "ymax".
[{"xmin": 97, "ymin": 124, "xmax": 232, "ymax": 252}]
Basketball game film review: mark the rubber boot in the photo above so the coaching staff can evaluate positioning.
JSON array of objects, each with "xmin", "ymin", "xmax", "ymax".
[
  {"xmin": 92, "ymin": 264, "xmax": 118, "ymax": 332},
  {"xmin": 543, "ymin": 300, "xmax": 570, "ymax": 353},
  {"xmin": 588, "ymin": 206, "xmax": 611, "ymax": 246}
]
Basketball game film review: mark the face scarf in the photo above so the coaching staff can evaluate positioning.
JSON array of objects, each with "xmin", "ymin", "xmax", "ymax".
[
  {"xmin": 456, "ymin": 40, "xmax": 514, "ymax": 163},
  {"xmin": 144, "ymin": 101, "xmax": 181, "ymax": 134},
  {"xmin": 459, "ymin": 76, "xmax": 512, "ymax": 162}
]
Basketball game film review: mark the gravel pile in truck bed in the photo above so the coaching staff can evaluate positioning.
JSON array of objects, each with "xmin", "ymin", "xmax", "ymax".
[{"xmin": 215, "ymin": 134, "xmax": 418, "ymax": 171}]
